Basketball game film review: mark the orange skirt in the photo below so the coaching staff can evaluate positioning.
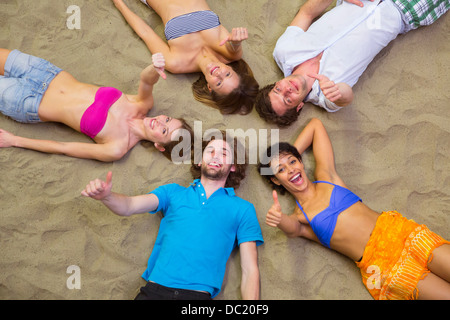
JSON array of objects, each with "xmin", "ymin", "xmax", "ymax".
[{"xmin": 356, "ymin": 211, "xmax": 449, "ymax": 300}]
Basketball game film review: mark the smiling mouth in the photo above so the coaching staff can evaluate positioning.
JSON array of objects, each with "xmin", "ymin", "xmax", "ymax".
[
  {"xmin": 150, "ymin": 119, "xmax": 155, "ymax": 129},
  {"xmin": 210, "ymin": 66, "xmax": 219, "ymax": 75},
  {"xmin": 208, "ymin": 161, "xmax": 222, "ymax": 168},
  {"xmin": 289, "ymin": 173, "xmax": 302, "ymax": 183},
  {"xmin": 289, "ymin": 80, "xmax": 299, "ymax": 91}
]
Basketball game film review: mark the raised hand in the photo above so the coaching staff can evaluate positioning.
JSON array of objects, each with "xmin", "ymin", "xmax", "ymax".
[
  {"xmin": 81, "ymin": 171, "xmax": 113, "ymax": 200},
  {"xmin": 152, "ymin": 52, "xmax": 166, "ymax": 80},
  {"xmin": 266, "ymin": 190, "xmax": 284, "ymax": 227},
  {"xmin": 219, "ymin": 27, "xmax": 248, "ymax": 47},
  {"xmin": 308, "ymin": 73, "xmax": 343, "ymax": 103}
]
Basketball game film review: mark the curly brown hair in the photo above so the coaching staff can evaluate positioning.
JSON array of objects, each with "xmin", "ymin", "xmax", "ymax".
[
  {"xmin": 192, "ymin": 60, "xmax": 259, "ymax": 115},
  {"xmin": 190, "ymin": 130, "xmax": 248, "ymax": 189},
  {"xmin": 255, "ymin": 84, "xmax": 302, "ymax": 127}
]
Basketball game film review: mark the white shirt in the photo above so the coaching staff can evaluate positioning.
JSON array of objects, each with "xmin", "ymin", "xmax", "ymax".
[{"xmin": 273, "ymin": 0, "xmax": 405, "ymax": 112}]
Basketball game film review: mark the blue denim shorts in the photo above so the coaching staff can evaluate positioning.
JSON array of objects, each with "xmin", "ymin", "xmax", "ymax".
[{"xmin": 0, "ymin": 50, "xmax": 62, "ymax": 123}]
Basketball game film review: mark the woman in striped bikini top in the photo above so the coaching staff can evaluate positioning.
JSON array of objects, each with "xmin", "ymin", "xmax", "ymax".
[
  {"xmin": 0, "ymin": 51, "xmax": 192, "ymax": 162},
  {"xmin": 113, "ymin": 0, "xmax": 259, "ymax": 115}
]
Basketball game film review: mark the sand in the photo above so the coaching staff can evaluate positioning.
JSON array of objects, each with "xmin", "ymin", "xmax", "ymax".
[{"xmin": 0, "ymin": 0, "xmax": 449, "ymax": 300}]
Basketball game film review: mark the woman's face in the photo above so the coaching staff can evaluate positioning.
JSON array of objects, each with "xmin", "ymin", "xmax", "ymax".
[
  {"xmin": 143, "ymin": 115, "xmax": 183, "ymax": 146},
  {"xmin": 204, "ymin": 62, "xmax": 240, "ymax": 95},
  {"xmin": 270, "ymin": 153, "xmax": 307, "ymax": 193}
]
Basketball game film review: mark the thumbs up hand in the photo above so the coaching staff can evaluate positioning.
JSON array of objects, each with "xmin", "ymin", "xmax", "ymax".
[
  {"xmin": 81, "ymin": 171, "xmax": 113, "ymax": 200},
  {"xmin": 266, "ymin": 190, "xmax": 284, "ymax": 227}
]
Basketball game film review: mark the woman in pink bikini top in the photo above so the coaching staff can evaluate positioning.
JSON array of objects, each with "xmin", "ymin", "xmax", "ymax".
[{"xmin": 0, "ymin": 50, "xmax": 192, "ymax": 162}]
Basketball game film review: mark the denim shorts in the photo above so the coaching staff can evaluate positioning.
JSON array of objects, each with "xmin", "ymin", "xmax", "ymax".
[{"xmin": 0, "ymin": 49, "xmax": 62, "ymax": 123}]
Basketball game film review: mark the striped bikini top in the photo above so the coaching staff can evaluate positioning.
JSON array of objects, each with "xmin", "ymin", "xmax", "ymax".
[{"xmin": 296, "ymin": 181, "xmax": 361, "ymax": 248}]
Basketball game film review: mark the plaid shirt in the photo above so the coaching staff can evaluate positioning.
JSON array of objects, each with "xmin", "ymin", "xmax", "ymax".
[{"xmin": 392, "ymin": 0, "xmax": 449, "ymax": 31}]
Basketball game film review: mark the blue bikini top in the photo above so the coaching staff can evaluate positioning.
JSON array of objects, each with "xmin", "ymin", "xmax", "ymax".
[{"xmin": 296, "ymin": 181, "xmax": 361, "ymax": 248}]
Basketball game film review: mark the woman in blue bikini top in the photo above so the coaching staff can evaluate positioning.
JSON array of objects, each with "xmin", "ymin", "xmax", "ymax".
[
  {"xmin": 258, "ymin": 117, "xmax": 380, "ymax": 262},
  {"xmin": 113, "ymin": 0, "xmax": 259, "ymax": 115},
  {"xmin": 258, "ymin": 118, "xmax": 450, "ymax": 300}
]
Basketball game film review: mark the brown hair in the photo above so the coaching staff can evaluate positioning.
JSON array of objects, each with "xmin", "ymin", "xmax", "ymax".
[
  {"xmin": 255, "ymin": 84, "xmax": 302, "ymax": 127},
  {"xmin": 192, "ymin": 59, "xmax": 259, "ymax": 115},
  {"xmin": 190, "ymin": 130, "xmax": 248, "ymax": 189}
]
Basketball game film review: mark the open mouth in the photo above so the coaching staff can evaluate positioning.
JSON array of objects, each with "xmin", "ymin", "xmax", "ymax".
[
  {"xmin": 208, "ymin": 161, "xmax": 222, "ymax": 168},
  {"xmin": 289, "ymin": 173, "xmax": 303, "ymax": 184},
  {"xmin": 150, "ymin": 119, "xmax": 155, "ymax": 129},
  {"xmin": 210, "ymin": 66, "xmax": 219, "ymax": 75}
]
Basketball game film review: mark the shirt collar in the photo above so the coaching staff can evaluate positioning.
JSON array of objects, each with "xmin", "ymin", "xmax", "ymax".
[{"xmin": 191, "ymin": 179, "xmax": 235, "ymax": 196}]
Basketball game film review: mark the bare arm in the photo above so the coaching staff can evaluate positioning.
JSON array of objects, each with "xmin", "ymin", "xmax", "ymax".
[
  {"xmin": 219, "ymin": 27, "xmax": 248, "ymax": 60},
  {"xmin": 290, "ymin": 0, "xmax": 335, "ymax": 31},
  {"xmin": 309, "ymin": 73, "xmax": 354, "ymax": 107},
  {"xmin": 0, "ymin": 129, "xmax": 125, "ymax": 162},
  {"xmin": 135, "ymin": 53, "xmax": 166, "ymax": 106},
  {"xmin": 81, "ymin": 171, "xmax": 160, "ymax": 216},
  {"xmin": 266, "ymin": 190, "xmax": 318, "ymax": 241},
  {"xmin": 239, "ymin": 241, "xmax": 260, "ymax": 300},
  {"xmin": 293, "ymin": 118, "xmax": 342, "ymax": 183},
  {"xmin": 113, "ymin": 0, "xmax": 171, "ymax": 57}
]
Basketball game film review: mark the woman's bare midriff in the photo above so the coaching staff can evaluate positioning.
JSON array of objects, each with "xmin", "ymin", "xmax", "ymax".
[
  {"xmin": 330, "ymin": 202, "xmax": 381, "ymax": 261},
  {"xmin": 38, "ymin": 71, "xmax": 98, "ymax": 127}
]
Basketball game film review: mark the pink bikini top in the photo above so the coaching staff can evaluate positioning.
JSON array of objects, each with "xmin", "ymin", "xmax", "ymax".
[{"xmin": 80, "ymin": 87, "xmax": 122, "ymax": 139}]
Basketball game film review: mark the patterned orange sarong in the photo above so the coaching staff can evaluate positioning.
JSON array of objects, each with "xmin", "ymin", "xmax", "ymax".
[{"xmin": 356, "ymin": 211, "xmax": 449, "ymax": 300}]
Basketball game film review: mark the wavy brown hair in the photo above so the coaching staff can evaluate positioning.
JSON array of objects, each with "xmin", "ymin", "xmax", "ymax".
[
  {"xmin": 190, "ymin": 130, "xmax": 248, "ymax": 189},
  {"xmin": 255, "ymin": 84, "xmax": 302, "ymax": 127},
  {"xmin": 192, "ymin": 59, "xmax": 259, "ymax": 115}
]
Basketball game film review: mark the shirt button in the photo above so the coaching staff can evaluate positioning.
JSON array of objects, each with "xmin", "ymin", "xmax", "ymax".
[
  {"xmin": 202, "ymin": 202, "xmax": 205, "ymax": 205},
  {"xmin": 201, "ymin": 193, "xmax": 204, "ymax": 196}
]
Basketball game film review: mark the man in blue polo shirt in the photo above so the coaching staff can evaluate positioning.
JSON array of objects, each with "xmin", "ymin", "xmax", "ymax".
[{"xmin": 81, "ymin": 133, "xmax": 264, "ymax": 300}]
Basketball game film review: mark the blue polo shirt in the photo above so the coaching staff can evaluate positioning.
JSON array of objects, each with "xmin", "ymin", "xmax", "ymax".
[{"xmin": 141, "ymin": 179, "xmax": 264, "ymax": 298}]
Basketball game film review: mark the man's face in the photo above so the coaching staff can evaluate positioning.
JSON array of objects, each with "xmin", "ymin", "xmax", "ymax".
[
  {"xmin": 200, "ymin": 139, "xmax": 235, "ymax": 181},
  {"xmin": 268, "ymin": 74, "xmax": 307, "ymax": 116}
]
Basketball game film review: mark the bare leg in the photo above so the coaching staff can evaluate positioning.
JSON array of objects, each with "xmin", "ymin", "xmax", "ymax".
[
  {"xmin": 428, "ymin": 244, "xmax": 450, "ymax": 282},
  {"xmin": 417, "ymin": 272, "xmax": 450, "ymax": 300},
  {"xmin": 417, "ymin": 244, "xmax": 450, "ymax": 300},
  {"xmin": 0, "ymin": 49, "xmax": 12, "ymax": 76}
]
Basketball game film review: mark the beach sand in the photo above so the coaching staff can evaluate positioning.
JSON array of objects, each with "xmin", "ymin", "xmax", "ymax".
[{"xmin": 0, "ymin": 0, "xmax": 449, "ymax": 300}]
